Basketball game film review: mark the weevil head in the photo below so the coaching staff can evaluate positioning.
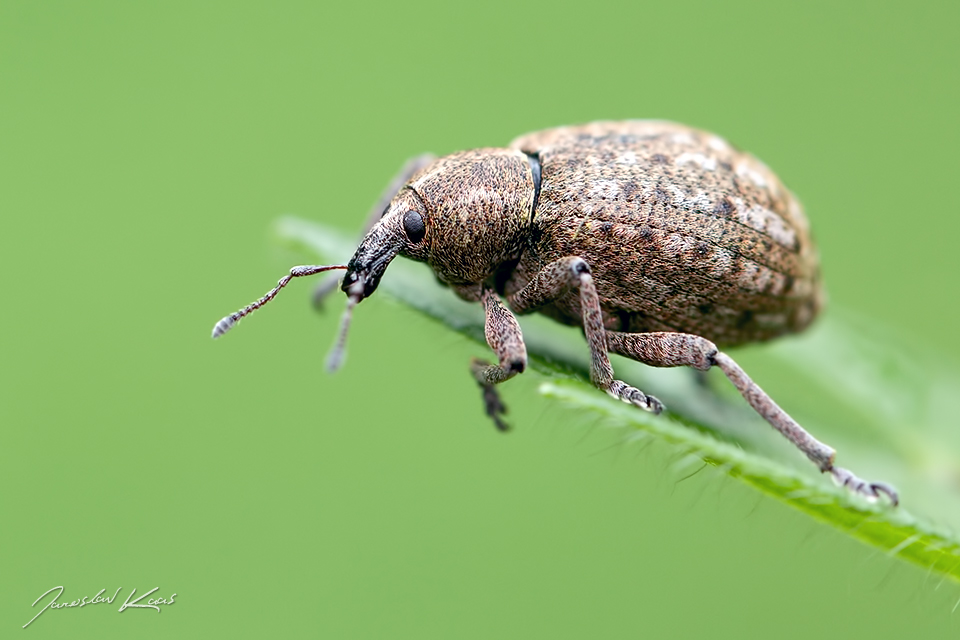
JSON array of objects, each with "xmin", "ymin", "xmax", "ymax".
[
  {"xmin": 340, "ymin": 186, "xmax": 427, "ymax": 301},
  {"xmin": 346, "ymin": 149, "xmax": 537, "ymax": 297},
  {"xmin": 331, "ymin": 149, "xmax": 536, "ymax": 371}
]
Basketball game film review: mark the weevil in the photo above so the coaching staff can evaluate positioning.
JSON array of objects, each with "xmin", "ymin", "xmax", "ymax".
[{"xmin": 212, "ymin": 120, "xmax": 898, "ymax": 505}]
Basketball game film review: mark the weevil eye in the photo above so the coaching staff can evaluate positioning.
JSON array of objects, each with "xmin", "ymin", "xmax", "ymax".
[{"xmin": 402, "ymin": 210, "xmax": 426, "ymax": 243}]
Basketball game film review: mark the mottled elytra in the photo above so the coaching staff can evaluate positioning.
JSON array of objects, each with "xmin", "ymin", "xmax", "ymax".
[{"xmin": 212, "ymin": 120, "xmax": 898, "ymax": 506}]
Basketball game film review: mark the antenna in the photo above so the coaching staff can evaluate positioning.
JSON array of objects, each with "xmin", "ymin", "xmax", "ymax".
[
  {"xmin": 211, "ymin": 264, "xmax": 348, "ymax": 338},
  {"xmin": 325, "ymin": 279, "xmax": 364, "ymax": 372}
]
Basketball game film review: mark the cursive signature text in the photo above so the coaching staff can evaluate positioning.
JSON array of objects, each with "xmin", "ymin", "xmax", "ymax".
[{"xmin": 23, "ymin": 586, "xmax": 176, "ymax": 628}]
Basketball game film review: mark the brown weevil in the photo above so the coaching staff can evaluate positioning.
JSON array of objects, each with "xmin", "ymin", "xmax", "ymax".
[{"xmin": 213, "ymin": 120, "xmax": 898, "ymax": 505}]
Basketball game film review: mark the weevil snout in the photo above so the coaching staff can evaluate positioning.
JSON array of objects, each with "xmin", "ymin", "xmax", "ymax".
[
  {"xmin": 340, "ymin": 256, "xmax": 387, "ymax": 301},
  {"xmin": 340, "ymin": 203, "xmax": 414, "ymax": 301},
  {"xmin": 321, "ymin": 216, "xmax": 406, "ymax": 371}
]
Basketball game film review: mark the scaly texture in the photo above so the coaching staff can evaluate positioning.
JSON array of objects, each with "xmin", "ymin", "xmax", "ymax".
[{"xmin": 510, "ymin": 121, "xmax": 822, "ymax": 344}]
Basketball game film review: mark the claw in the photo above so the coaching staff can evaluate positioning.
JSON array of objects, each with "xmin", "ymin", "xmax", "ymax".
[
  {"xmin": 868, "ymin": 481, "xmax": 900, "ymax": 507},
  {"xmin": 607, "ymin": 380, "xmax": 663, "ymax": 415},
  {"xmin": 830, "ymin": 466, "xmax": 899, "ymax": 506},
  {"xmin": 643, "ymin": 394, "xmax": 664, "ymax": 415},
  {"xmin": 479, "ymin": 382, "xmax": 510, "ymax": 432}
]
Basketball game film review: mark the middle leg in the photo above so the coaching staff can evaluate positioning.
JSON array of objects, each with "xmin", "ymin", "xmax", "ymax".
[{"xmin": 507, "ymin": 256, "xmax": 663, "ymax": 414}]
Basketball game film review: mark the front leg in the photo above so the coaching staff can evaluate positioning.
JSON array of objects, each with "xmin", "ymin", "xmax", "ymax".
[
  {"xmin": 507, "ymin": 256, "xmax": 663, "ymax": 414},
  {"xmin": 471, "ymin": 287, "xmax": 528, "ymax": 432}
]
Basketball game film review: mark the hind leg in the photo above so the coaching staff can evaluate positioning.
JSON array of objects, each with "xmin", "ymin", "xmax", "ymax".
[{"xmin": 605, "ymin": 330, "xmax": 898, "ymax": 505}]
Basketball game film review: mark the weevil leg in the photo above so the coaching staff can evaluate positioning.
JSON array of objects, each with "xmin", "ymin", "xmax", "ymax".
[
  {"xmin": 507, "ymin": 256, "xmax": 663, "ymax": 414},
  {"xmin": 471, "ymin": 287, "xmax": 528, "ymax": 432},
  {"xmin": 313, "ymin": 153, "xmax": 437, "ymax": 308},
  {"xmin": 604, "ymin": 331, "xmax": 899, "ymax": 506}
]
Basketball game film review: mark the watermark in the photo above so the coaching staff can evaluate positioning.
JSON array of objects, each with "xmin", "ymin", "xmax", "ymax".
[{"xmin": 23, "ymin": 586, "xmax": 176, "ymax": 629}]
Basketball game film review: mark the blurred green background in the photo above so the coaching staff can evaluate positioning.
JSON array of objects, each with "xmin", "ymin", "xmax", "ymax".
[{"xmin": 2, "ymin": 1, "xmax": 958, "ymax": 637}]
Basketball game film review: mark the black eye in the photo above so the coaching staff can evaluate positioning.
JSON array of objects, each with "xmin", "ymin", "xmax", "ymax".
[{"xmin": 402, "ymin": 210, "xmax": 425, "ymax": 243}]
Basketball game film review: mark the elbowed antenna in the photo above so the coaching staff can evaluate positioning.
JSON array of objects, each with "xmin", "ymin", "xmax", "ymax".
[{"xmin": 211, "ymin": 264, "xmax": 348, "ymax": 338}]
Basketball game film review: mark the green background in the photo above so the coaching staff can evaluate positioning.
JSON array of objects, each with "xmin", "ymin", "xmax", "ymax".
[{"xmin": 2, "ymin": 1, "xmax": 958, "ymax": 637}]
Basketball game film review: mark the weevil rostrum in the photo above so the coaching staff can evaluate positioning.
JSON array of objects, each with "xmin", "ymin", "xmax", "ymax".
[{"xmin": 213, "ymin": 120, "xmax": 898, "ymax": 505}]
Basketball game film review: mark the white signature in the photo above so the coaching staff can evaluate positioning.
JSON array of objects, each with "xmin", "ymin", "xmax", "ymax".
[{"xmin": 23, "ymin": 586, "xmax": 177, "ymax": 628}]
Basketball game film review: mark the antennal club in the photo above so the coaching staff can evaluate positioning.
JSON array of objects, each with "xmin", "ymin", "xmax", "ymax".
[{"xmin": 211, "ymin": 264, "xmax": 348, "ymax": 338}]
